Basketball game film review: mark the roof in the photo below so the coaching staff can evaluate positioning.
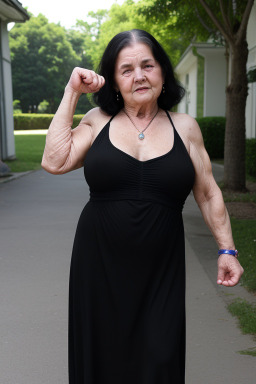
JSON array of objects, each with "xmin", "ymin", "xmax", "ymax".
[
  {"xmin": 175, "ymin": 42, "xmax": 225, "ymax": 75},
  {"xmin": 0, "ymin": 0, "xmax": 29, "ymax": 22}
]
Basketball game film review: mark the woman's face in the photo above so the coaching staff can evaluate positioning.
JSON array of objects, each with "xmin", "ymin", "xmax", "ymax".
[{"xmin": 114, "ymin": 43, "xmax": 164, "ymax": 109}]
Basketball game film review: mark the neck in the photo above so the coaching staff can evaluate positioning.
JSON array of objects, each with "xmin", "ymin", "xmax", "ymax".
[{"xmin": 123, "ymin": 103, "xmax": 159, "ymax": 120}]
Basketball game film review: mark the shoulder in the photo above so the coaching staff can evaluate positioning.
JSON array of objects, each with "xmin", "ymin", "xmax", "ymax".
[
  {"xmin": 79, "ymin": 107, "xmax": 112, "ymax": 129},
  {"xmin": 169, "ymin": 112, "xmax": 203, "ymax": 144},
  {"xmin": 166, "ymin": 112, "xmax": 204, "ymax": 155}
]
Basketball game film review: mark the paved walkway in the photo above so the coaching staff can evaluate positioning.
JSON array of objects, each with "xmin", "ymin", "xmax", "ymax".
[{"xmin": 0, "ymin": 165, "xmax": 255, "ymax": 384}]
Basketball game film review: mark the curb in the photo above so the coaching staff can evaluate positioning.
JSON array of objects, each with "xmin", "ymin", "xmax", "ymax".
[{"xmin": 0, "ymin": 170, "xmax": 35, "ymax": 185}]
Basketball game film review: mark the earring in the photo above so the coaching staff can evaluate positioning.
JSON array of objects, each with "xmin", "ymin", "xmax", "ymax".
[
  {"xmin": 116, "ymin": 92, "xmax": 120, "ymax": 101},
  {"xmin": 162, "ymin": 84, "xmax": 165, "ymax": 94}
]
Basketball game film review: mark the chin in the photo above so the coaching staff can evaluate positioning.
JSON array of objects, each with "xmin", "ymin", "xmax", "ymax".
[{"xmin": 133, "ymin": 93, "xmax": 155, "ymax": 103}]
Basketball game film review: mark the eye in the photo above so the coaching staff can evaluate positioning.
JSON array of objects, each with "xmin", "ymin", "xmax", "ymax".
[
  {"xmin": 122, "ymin": 69, "xmax": 132, "ymax": 76},
  {"xmin": 144, "ymin": 64, "xmax": 154, "ymax": 70}
]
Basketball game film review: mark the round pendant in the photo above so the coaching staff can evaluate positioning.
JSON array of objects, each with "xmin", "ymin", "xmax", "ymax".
[{"xmin": 138, "ymin": 133, "xmax": 145, "ymax": 140}]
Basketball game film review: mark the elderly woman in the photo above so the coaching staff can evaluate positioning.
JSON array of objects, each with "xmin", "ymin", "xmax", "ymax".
[{"xmin": 42, "ymin": 29, "xmax": 243, "ymax": 384}]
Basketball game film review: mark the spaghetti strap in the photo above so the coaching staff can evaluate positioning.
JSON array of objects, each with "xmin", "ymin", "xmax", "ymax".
[{"xmin": 165, "ymin": 110, "xmax": 176, "ymax": 130}]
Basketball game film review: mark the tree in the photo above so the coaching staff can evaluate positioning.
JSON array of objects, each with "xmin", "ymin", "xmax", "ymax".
[
  {"xmin": 66, "ymin": 26, "xmax": 98, "ymax": 113},
  {"xmin": 9, "ymin": 13, "xmax": 80, "ymax": 113},
  {"xmin": 139, "ymin": 0, "xmax": 255, "ymax": 191},
  {"xmin": 199, "ymin": 0, "xmax": 254, "ymax": 191},
  {"xmin": 74, "ymin": 0, "xmax": 190, "ymax": 70}
]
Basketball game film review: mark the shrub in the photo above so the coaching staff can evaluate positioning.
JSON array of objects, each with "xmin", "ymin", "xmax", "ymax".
[
  {"xmin": 14, "ymin": 114, "xmax": 53, "ymax": 130},
  {"xmin": 13, "ymin": 99, "xmax": 22, "ymax": 114},
  {"xmin": 13, "ymin": 114, "xmax": 84, "ymax": 130},
  {"xmin": 246, "ymin": 139, "xmax": 256, "ymax": 177},
  {"xmin": 196, "ymin": 116, "xmax": 225, "ymax": 159},
  {"xmin": 38, "ymin": 100, "xmax": 50, "ymax": 113}
]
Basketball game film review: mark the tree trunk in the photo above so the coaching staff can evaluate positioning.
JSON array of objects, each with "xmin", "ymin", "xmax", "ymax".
[{"xmin": 223, "ymin": 39, "xmax": 248, "ymax": 191}]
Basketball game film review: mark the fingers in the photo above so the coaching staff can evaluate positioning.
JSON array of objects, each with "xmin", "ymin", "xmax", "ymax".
[
  {"xmin": 217, "ymin": 255, "xmax": 244, "ymax": 287},
  {"xmin": 218, "ymin": 274, "xmax": 239, "ymax": 287},
  {"xmin": 217, "ymin": 268, "xmax": 225, "ymax": 285},
  {"xmin": 79, "ymin": 69, "xmax": 105, "ymax": 93},
  {"xmin": 66, "ymin": 67, "xmax": 105, "ymax": 94}
]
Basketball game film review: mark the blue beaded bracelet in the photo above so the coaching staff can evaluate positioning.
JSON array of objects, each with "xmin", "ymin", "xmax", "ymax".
[{"xmin": 218, "ymin": 249, "xmax": 238, "ymax": 258}]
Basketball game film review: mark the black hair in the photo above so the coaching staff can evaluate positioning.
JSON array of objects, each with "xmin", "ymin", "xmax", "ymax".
[{"xmin": 93, "ymin": 29, "xmax": 185, "ymax": 115}]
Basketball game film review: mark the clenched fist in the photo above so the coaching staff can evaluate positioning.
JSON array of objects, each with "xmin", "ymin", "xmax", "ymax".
[
  {"xmin": 217, "ymin": 254, "xmax": 244, "ymax": 287},
  {"xmin": 65, "ymin": 67, "xmax": 105, "ymax": 95}
]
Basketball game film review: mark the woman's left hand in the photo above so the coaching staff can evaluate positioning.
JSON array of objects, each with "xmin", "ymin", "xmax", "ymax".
[{"xmin": 217, "ymin": 254, "xmax": 244, "ymax": 286}]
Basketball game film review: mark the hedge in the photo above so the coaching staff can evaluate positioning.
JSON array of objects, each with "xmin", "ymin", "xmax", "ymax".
[
  {"xmin": 13, "ymin": 114, "xmax": 84, "ymax": 130},
  {"xmin": 246, "ymin": 138, "xmax": 256, "ymax": 177},
  {"xmin": 195, "ymin": 116, "xmax": 256, "ymax": 177},
  {"xmin": 196, "ymin": 116, "xmax": 225, "ymax": 159}
]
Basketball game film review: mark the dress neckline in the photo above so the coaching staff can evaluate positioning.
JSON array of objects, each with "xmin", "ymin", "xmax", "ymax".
[{"xmin": 108, "ymin": 110, "xmax": 176, "ymax": 164}]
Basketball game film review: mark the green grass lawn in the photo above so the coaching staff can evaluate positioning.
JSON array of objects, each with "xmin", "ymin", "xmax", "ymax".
[
  {"xmin": 5, "ymin": 134, "xmax": 46, "ymax": 172},
  {"xmin": 231, "ymin": 218, "xmax": 256, "ymax": 292},
  {"xmin": 228, "ymin": 299, "xmax": 256, "ymax": 336},
  {"xmin": 226, "ymin": 218, "xmax": 256, "ymax": 350},
  {"xmin": 227, "ymin": 298, "xmax": 256, "ymax": 354}
]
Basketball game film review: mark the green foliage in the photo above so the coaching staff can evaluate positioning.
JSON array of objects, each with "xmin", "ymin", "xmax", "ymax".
[
  {"xmin": 228, "ymin": 298, "xmax": 256, "ymax": 335},
  {"xmin": 38, "ymin": 100, "xmax": 50, "ymax": 113},
  {"xmin": 230, "ymin": 218, "xmax": 256, "ymax": 292},
  {"xmin": 13, "ymin": 99, "xmax": 21, "ymax": 109},
  {"xmin": 246, "ymin": 139, "xmax": 256, "ymax": 177},
  {"xmin": 13, "ymin": 99, "xmax": 22, "ymax": 114},
  {"xmin": 138, "ymin": 0, "xmax": 250, "ymax": 45},
  {"xmin": 14, "ymin": 114, "xmax": 54, "ymax": 130},
  {"xmin": 247, "ymin": 67, "xmax": 256, "ymax": 83},
  {"xmin": 9, "ymin": 14, "xmax": 80, "ymax": 113},
  {"xmin": 13, "ymin": 114, "xmax": 84, "ymax": 130},
  {"xmin": 72, "ymin": 9, "xmax": 108, "ymax": 70},
  {"xmin": 196, "ymin": 118, "xmax": 256, "ymax": 177},
  {"xmin": 65, "ymin": 26, "xmax": 96, "ymax": 113},
  {"xmin": 138, "ymin": 0, "xmax": 210, "ymax": 43},
  {"xmin": 196, "ymin": 117, "xmax": 225, "ymax": 158},
  {"xmin": 239, "ymin": 348, "xmax": 256, "ymax": 357},
  {"xmin": 73, "ymin": 0, "xmax": 188, "ymax": 70}
]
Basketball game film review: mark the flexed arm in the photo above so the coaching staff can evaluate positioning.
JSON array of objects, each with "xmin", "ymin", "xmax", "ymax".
[
  {"xmin": 185, "ymin": 115, "xmax": 244, "ymax": 287},
  {"xmin": 41, "ymin": 67, "xmax": 105, "ymax": 174}
]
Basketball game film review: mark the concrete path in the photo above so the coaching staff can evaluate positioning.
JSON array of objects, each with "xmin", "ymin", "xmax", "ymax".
[{"xmin": 0, "ymin": 165, "xmax": 255, "ymax": 384}]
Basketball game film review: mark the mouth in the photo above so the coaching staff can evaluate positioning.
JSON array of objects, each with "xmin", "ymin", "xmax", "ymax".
[{"xmin": 134, "ymin": 87, "xmax": 149, "ymax": 92}]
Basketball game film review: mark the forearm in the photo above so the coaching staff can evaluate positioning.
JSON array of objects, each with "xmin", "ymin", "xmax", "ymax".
[
  {"xmin": 41, "ymin": 87, "xmax": 81, "ymax": 174},
  {"xmin": 196, "ymin": 188, "xmax": 235, "ymax": 250}
]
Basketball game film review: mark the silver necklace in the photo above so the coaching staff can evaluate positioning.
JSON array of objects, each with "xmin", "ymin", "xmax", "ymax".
[{"xmin": 123, "ymin": 108, "xmax": 159, "ymax": 140}]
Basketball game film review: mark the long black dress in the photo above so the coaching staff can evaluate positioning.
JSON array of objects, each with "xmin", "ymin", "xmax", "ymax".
[{"xmin": 68, "ymin": 110, "xmax": 195, "ymax": 384}]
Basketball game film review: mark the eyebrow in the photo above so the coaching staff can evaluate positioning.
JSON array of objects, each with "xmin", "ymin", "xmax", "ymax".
[{"xmin": 119, "ymin": 58, "xmax": 155, "ymax": 70}]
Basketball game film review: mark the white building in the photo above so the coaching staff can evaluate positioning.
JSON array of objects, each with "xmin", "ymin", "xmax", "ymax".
[
  {"xmin": 0, "ymin": 0, "xmax": 29, "ymax": 161},
  {"xmin": 175, "ymin": 3, "xmax": 256, "ymax": 139}
]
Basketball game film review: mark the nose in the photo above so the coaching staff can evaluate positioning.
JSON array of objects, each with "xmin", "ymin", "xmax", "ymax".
[{"xmin": 134, "ymin": 67, "xmax": 145, "ymax": 82}]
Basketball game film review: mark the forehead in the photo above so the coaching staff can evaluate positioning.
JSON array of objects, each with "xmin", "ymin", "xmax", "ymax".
[{"xmin": 116, "ymin": 43, "xmax": 155, "ymax": 65}]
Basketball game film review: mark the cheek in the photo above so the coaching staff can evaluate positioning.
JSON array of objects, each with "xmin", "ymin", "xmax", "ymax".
[
  {"xmin": 153, "ymin": 75, "xmax": 163, "ymax": 92},
  {"xmin": 119, "ymin": 79, "xmax": 132, "ymax": 93}
]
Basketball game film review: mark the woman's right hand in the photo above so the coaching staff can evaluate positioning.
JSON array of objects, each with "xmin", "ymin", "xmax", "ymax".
[{"xmin": 65, "ymin": 67, "xmax": 105, "ymax": 95}]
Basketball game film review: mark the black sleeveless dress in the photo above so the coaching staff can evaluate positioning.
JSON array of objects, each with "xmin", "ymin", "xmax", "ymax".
[{"xmin": 68, "ymin": 110, "xmax": 195, "ymax": 384}]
